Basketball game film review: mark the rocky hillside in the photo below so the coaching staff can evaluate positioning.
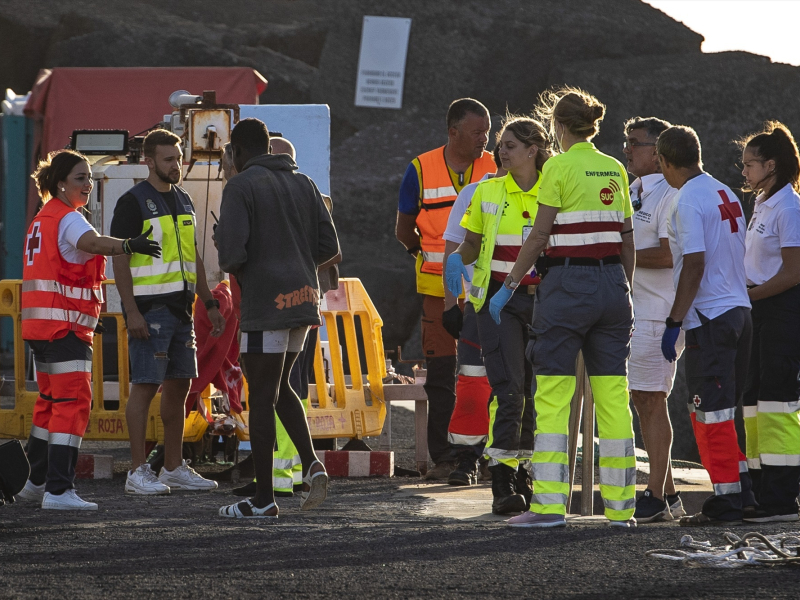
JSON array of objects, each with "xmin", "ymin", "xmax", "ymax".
[{"xmin": 1, "ymin": 0, "xmax": 797, "ymax": 371}]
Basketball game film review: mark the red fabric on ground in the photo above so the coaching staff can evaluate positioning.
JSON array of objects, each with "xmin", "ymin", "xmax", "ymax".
[{"xmin": 187, "ymin": 282, "xmax": 243, "ymax": 416}]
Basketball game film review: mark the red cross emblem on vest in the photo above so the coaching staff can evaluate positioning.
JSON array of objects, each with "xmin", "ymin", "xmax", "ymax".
[
  {"xmin": 25, "ymin": 222, "xmax": 42, "ymax": 266},
  {"xmin": 717, "ymin": 190, "xmax": 742, "ymax": 233},
  {"xmin": 692, "ymin": 395, "xmax": 701, "ymax": 407}
]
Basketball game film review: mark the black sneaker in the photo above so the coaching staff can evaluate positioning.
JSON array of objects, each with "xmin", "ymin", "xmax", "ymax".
[
  {"xmin": 633, "ymin": 489, "xmax": 671, "ymax": 523},
  {"xmin": 743, "ymin": 507, "xmax": 800, "ymax": 523}
]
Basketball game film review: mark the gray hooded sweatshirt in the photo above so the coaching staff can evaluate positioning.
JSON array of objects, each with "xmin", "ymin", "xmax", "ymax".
[{"xmin": 216, "ymin": 153, "xmax": 339, "ymax": 331}]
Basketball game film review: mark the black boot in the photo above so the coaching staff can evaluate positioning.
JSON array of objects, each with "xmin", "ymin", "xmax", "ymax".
[
  {"xmin": 516, "ymin": 462, "xmax": 533, "ymax": 510},
  {"xmin": 448, "ymin": 451, "xmax": 478, "ymax": 486},
  {"xmin": 490, "ymin": 464, "xmax": 526, "ymax": 515}
]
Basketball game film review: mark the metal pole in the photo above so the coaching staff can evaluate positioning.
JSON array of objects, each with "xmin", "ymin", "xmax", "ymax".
[
  {"xmin": 581, "ymin": 365, "xmax": 595, "ymax": 516},
  {"xmin": 566, "ymin": 353, "xmax": 585, "ymax": 514}
]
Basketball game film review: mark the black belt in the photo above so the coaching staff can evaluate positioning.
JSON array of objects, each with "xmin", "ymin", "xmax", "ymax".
[{"xmin": 548, "ymin": 255, "xmax": 621, "ymax": 267}]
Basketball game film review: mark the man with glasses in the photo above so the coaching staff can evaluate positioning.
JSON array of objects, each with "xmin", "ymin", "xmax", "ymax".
[{"xmin": 622, "ymin": 117, "xmax": 685, "ymax": 523}]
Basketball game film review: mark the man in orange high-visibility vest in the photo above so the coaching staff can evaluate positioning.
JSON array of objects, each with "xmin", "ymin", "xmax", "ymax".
[{"xmin": 396, "ymin": 98, "xmax": 495, "ymax": 478}]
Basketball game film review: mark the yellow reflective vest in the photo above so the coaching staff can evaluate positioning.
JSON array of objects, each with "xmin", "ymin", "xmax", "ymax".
[{"xmin": 127, "ymin": 181, "xmax": 197, "ymax": 299}]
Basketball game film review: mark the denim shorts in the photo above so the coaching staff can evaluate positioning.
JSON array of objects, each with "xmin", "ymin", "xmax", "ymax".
[{"xmin": 128, "ymin": 304, "xmax": 198, "ymax": 385}]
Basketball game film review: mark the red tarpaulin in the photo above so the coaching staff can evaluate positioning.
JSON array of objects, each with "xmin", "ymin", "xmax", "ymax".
[{"xmin": 23, "ymin": 66, "xmax": 267, "ymax": 223}]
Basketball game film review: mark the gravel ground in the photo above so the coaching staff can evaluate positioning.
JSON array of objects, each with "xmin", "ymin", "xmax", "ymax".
[{"xmin": 3, "ymin": 407, "xmax": 800, "ymax": 598}]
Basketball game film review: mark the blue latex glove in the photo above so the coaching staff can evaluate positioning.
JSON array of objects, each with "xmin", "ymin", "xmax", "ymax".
[
  {"xmin": 445, "ymin": 253, "xmax": 470, "ymax": 297},
  {"xmin": 661, "ymin": 325, "xmax": 681, "ymax": 362},
  {"xmin": 489, "ymin": 285, "xmax": 514, "ymax": 324}
]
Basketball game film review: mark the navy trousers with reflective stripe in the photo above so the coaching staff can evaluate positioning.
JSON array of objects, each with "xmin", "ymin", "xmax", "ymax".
[
  {"xmin": 477, "ymin": 282, "xmax": 535, "ymax": 467},
  {"xmin": 686, "ymin": 306, "xmax": 754, "ymax": 520}
]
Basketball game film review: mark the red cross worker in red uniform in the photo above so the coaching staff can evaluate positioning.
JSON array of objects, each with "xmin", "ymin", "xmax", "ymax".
[
  {"xmin": 658, "ymin": 126, "xmax": 755, "ymax": 526},
  {"xmin": 16, "ymin": 150, "xmax": 160, "ymax": 511}
]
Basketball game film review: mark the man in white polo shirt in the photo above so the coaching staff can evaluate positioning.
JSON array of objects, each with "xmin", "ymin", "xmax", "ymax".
[
  {"xmin": 658, "ymin": 125, "xmax": 755, "ymax": 526},
  {"xmin": 623, "ymin": 117, "xmax": 685, "ymax": 523}
]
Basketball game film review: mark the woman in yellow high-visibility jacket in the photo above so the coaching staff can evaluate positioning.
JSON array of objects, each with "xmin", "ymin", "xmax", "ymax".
[
  {"xmin": 495, "ymin": 87, "xmax": 638, "ymax": 528},
  {"xmin": 446, "ymin": 116, "xmax": 552, "ymax": 515}
]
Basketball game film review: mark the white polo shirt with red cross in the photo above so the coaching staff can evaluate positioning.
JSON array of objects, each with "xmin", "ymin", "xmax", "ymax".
[
  {"xmin": 667, "ymin": 172, "xmax": 750, "ymax": 330},
  {"xmin": 744, "ymin": 183, "xmax": 800, "ymax": 285}
]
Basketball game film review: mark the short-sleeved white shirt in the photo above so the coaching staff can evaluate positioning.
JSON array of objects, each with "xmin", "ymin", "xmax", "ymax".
[
  {"xmin": 442, "ymin": 174, "xmax": 492, "ymax": 282},
  {"xmin": 631, "ymin": 173, "xmax": 679, "ymax": 320},
  {"xmin": 57, "ymin": 210, "xmax": 96, "ymax": 265},
  {"xmin": 744, "ymin": 183, "xmax": 800, "ymax": 285},
  {"xmin": 667, "ymin": 173, "xmax": 750, "ymax": 330}
]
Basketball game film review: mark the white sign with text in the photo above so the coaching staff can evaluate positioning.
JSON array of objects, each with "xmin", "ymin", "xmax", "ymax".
[{"xmin": 354, "ymin": 16, "xmax": 412, "ymax": 109}]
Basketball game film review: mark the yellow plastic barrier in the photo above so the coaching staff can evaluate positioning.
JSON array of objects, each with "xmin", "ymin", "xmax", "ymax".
[
  {"xmin": 235, "ymin": 278, "xmax": 388, "ymax": 440},
  {"xmin": 0, "ymin": 280, "xmax": 208, "ymax": 443},
  {"xmin": 0, "ymin": 277, "xmax": 388, "ymax": 444}
]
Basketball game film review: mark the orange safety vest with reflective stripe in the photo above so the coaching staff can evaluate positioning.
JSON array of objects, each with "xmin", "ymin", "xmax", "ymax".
[
  {"xmin": 416, "ymin": 146, "xmax": 496, "ymax": 277},
  {"xmin": 21, "ymin": 199, "xmax": 106, "ymax": 344}
]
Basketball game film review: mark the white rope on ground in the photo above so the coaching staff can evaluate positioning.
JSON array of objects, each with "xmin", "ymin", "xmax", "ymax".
[{"xmin": 646, "ymin": 532, "xmax": 800, "ymax": 568}]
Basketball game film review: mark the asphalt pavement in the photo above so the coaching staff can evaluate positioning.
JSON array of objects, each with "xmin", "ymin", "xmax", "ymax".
[{"xmin": 3, "ymin": 469, "xmax": 800, "ymax": 599}]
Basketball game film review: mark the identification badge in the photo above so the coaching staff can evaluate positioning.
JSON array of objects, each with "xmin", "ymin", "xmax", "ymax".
[
  {"xmin": 523, "ymin": 226, "xmax": 533, "ymax": 242},
  {"xmin": 183, "ymin": 219, "xmax": 193, "ymax": 226}
]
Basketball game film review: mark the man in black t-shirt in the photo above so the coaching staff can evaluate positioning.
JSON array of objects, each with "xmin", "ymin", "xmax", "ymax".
[
  {"xmin": 111, "ymin": 188, "xmax": 195, "ymax": 321},
  {"xmin": 110, "ymin": 129, "xmax": 225, "ymax": 497}
]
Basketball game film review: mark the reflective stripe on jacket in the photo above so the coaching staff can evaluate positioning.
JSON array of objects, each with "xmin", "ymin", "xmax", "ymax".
[
  {"xmin": 416, "ymin": 147, "xmax": 495, "ymax": 282},
  {"xmin": 467, "ymin": 176, "xmax": 540, "ymax": 312},
  {"xmin": 539, "ymin": 143, "xmax": 630, "ymax": 259},
  {"xmin": 127, "ymin": 181, "xmax": 197, "ymax": 298},
  {"xmin": 21, "ymin": 199, "xmax": 106, "ymax": 343}
]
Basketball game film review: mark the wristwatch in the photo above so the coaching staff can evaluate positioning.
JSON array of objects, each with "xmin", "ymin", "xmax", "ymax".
[
  {"xmin": 205, "ymin": 298, "xmax": 221, "ymax": 311},
  {"xmin": 665, "ymin": 316, "xmax": 682, "ymax": 329},
  {"xmin": 504, "ymin": 274, "xmax": 519, "ymax": 290}
]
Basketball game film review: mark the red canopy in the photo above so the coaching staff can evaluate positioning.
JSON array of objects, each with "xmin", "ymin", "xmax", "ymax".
[{"xmin": 23, "ymin": 67, "xmax": 267, "ymax": 222}]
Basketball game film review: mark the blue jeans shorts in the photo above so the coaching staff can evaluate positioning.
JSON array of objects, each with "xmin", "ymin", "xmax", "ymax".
[{"xmin": 128, "ymin": 304, "xmax": 198, "ymax": 385}]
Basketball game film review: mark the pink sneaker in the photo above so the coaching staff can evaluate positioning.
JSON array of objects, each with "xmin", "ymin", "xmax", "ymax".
[{"xmin": 507, "ymin": 511, "xmax": 567, "ymax": 528}]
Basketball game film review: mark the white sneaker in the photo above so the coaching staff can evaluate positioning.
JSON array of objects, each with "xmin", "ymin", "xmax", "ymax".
[
  {"xmin": 16, "ymin": 480, "xmax": 45, "ymax": 502},
  {"xmin": 158, "ymin": 460, "xmax": 218, "ymax": 491},
  {"xmin": 126, "ymin": 464, "xmax": 171, "ymax": 495},
  {"xmin": 42, "ymin": 490, "xmax": 97, "ymax": 511}
]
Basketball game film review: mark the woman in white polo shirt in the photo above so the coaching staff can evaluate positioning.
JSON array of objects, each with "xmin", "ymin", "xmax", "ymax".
[{"xmin": 740, "ymin": 121, "xmax": 800, "ymax": 523}]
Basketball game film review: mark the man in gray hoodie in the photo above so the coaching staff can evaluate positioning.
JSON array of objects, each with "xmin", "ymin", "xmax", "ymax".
[{"xmin": 215, "ymin": 118, "xmax": 340, "ymax": 519}]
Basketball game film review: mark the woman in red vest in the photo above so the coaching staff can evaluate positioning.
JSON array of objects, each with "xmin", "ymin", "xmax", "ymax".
[{"xmin": 16, "ymin": 150, "xmax": 160, "ymax": 511}]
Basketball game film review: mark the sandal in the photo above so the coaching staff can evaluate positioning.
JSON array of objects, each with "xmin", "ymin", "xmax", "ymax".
[
  {"xmin": 300, "ymin": 460, "xmax": 328, "ymax": 511},
  {"xmin": 218, "ymin": 499, "xmax": 278, "ymax": 520}
]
